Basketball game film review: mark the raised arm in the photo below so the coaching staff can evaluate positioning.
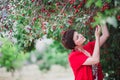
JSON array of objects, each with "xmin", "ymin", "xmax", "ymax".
[
  {"xmin": 100, "ymin": 24, "xmax": 110, "ymax": 47},
  {"xmin": 83, "ymin": 26, "xmax": 100, "ymax": 65}
]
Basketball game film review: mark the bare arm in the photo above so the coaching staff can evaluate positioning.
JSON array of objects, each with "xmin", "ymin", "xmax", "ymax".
[
  {"xmin": 100, "ymin": 24, "xmax": 110, "ymax": 47},
  {"xmin": 82, "ymin": 24, "xmax": 109, "ymax": 65},
  {"xmin": 83, "ymin": 26, "xmax": 100, "ymax": 65}
]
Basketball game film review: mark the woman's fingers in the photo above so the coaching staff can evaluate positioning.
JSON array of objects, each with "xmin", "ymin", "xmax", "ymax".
[{"xmin": 95, "ymin": 25, "xmax": 101, "ymax": 37}]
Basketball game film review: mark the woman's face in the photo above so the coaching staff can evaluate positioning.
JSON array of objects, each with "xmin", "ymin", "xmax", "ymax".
[{"xmin": 73, "ymin": 31, "xmax": 86, "ymax": 46}]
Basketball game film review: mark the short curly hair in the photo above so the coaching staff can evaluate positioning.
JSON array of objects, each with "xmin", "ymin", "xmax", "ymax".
[{"xmin": 61, "ymin": 29, "xmax": 76, "ymax": 49}]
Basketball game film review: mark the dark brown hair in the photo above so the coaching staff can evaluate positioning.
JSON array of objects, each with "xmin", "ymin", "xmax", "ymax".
[{"xmin": 61, "ymin": 29, "xmax": 76, "ymax": 49}]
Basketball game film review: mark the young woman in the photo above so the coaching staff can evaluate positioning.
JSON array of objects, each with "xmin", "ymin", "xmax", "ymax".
[{"xmin": 61, "ymin": 24, "xmax": 109, "ymax": 80}]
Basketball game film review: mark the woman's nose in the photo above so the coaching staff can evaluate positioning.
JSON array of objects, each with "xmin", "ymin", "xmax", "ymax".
[{"xmin": 79, "ymin": 34, "xmax": 83, "ymax": 38}]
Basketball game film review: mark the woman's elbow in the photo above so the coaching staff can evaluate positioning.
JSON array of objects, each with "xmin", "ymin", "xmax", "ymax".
[
  {"xmin": 93, "ymin": 59, "xmax": 100, "ymax": 64},
  {"xmin": 104, "ymin": 33, "xmax": 110, "ymax": 40},
  {"xmin": 95, "ymin": 59, "xmax": 100, "ymax": 64},
  {"xmin": 106, "ymin": 33, "xmax": 110, "ymax": 38}
]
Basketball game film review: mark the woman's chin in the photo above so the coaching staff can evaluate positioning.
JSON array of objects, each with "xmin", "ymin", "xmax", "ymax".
[
  {"xmin": 83, "ymin": 38, "xmax": 86, "ymax": 44},
  {"xmin": 83, "ymin": 38, "xmax": 86, "ymax": 42}
]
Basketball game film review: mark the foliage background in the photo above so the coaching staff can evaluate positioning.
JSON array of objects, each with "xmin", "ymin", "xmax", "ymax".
[{"xmin": 0, "ymin": 0, "xmax": 120, "ymax": 79}]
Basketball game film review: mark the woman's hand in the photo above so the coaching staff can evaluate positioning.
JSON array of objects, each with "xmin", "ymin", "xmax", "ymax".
[
  {"xmin": 99, "ymin": 24, "xmax": 110, "ymax": 47},
  {"xmin": 95, "ymin": 25, "xmax": 101, "ymax": 38}
]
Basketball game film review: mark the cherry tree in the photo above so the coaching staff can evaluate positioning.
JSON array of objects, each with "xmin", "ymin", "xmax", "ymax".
[{"xmin": 0, "ymin": 0, "xmax": 120, "ymax": 79}]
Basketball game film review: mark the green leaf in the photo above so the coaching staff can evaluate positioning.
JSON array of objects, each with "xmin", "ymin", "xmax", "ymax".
[
  {"xmin": 85, "ymin": 0, "xmax": 94, "ymax": 8},
  {"xmin": 95, "ymin": 0, "xmax": 103, "ymax": 8},
  {"xmin": 106, "ymin": 0, "xmax": 112, "ymax": 3}
]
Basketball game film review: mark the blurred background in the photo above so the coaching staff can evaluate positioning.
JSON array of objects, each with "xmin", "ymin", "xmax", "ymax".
[{"xmin": 0, "ymin": 0, "xmax": 120, "ymax": 80}]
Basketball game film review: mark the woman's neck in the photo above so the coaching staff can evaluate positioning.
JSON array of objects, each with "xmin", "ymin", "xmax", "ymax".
[
  {"xmin": 76, "ymin": 46, "xmax": 91, "ymax": 57},
  {"xmin": 75, "ymin": 45, "xmax": 84, "ymax": 52}
]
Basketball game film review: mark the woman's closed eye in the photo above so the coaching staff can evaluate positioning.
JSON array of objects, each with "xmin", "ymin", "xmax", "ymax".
[{"xmin": 76, "ymin": 35, "xmax": 79, "ymax": 40}]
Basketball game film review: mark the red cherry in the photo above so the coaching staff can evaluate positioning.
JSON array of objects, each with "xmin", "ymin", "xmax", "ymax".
[
  {"xmin": 61, "ymin": 30, "xmax": 65, "ymax": 35},
  {"xmin": 22, "ymin": 14, "xmax": 25, "ymax": 16},
  {"xmin": 41, "ymin": 8, "xmax": 47, "ymax": 12},
  {"xmin": 49, "ymin": 9, "xmax": 55, "ymax": 13},
  {"xmin": 77, "ymin": 2, "xmax": 83, "ymax": 9},
  {"xmin": 89, "ymin": 26, "xmax": 93, "ymax": 30},
  {"xmin": 84, "ymin": 21, "xmax": 89, "ymax": 25},
  {"xmin": 83, "ymin": 0, "xmax": 86, "ymax": 3},
  {"xmin": 13, "ymin": 20, "xmax": 15, "ymax": 22},
  {"xmin": 47, "ymin": 13, "xmax": 50, "ymax": 17},
  {"xmin": 75, "ymin": 9, "xmax": 79, "ymax": 13},
  {"xmin": 117, "ymin": 15, "xmax": 120, "ymax": 21},
  {"xmin": 31, "ymin": 0, "xmax": 34, "ymax": 2},
  {"xmin": 101, "ymin": 3, "xmax": 109, "ymax": 11},
  {"xmin": 63, "ymin": 13, "xmax": 66, "ymax": 16},
  {"xmin": 68, "ymin": 19, "xmax": 73, "ymax": 25},
  {"xmin": 69, "ymin": 0, "xmax": 75, "ymax": 4},
  {"xmin": 1, "ymin": 26, "xmax": 4, "ymax": 29},
  {"xmin": 33, "ymin": 17, "xmax": 37, "ymax": 21},
  {"xmin": 52, "ymin": 26, "xmax": 56, "ymax": 30},
  {"xmin": 38, "ymin": 15, "xmax": 42, "ymax": 18},
  {"xmin": 73, "ymin": 5, "xmax": 77, "ymax": 9},
  {"xmin": 8, "ymin": 30, "xmax": 12, "ymax": 34},
  {"xmin": 27, "ymin": 27, "xmax": 32, "ymax": 31},
  {"xmin": 32, "ymin": 22, "xmax": 34, "ymax": 25},
  {"xmin": 56, "ymin": 2, "xmax": 61, "ymax": 6},
  {"xmin": 60, "ymin": 26, "xmax": 64, "ymax": 28},
  {"xmin": 89, "ymin": 16, "xmax": 95, "ymax": 22}
]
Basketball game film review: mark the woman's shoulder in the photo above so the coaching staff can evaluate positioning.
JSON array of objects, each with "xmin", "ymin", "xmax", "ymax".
[
  {"xmin": 69, "ymin": 50, "xmax": 78, "ymax": 55},
  {"xmin": 69, "ymin": 50, "xmax": 84, "ymax": 58}
]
